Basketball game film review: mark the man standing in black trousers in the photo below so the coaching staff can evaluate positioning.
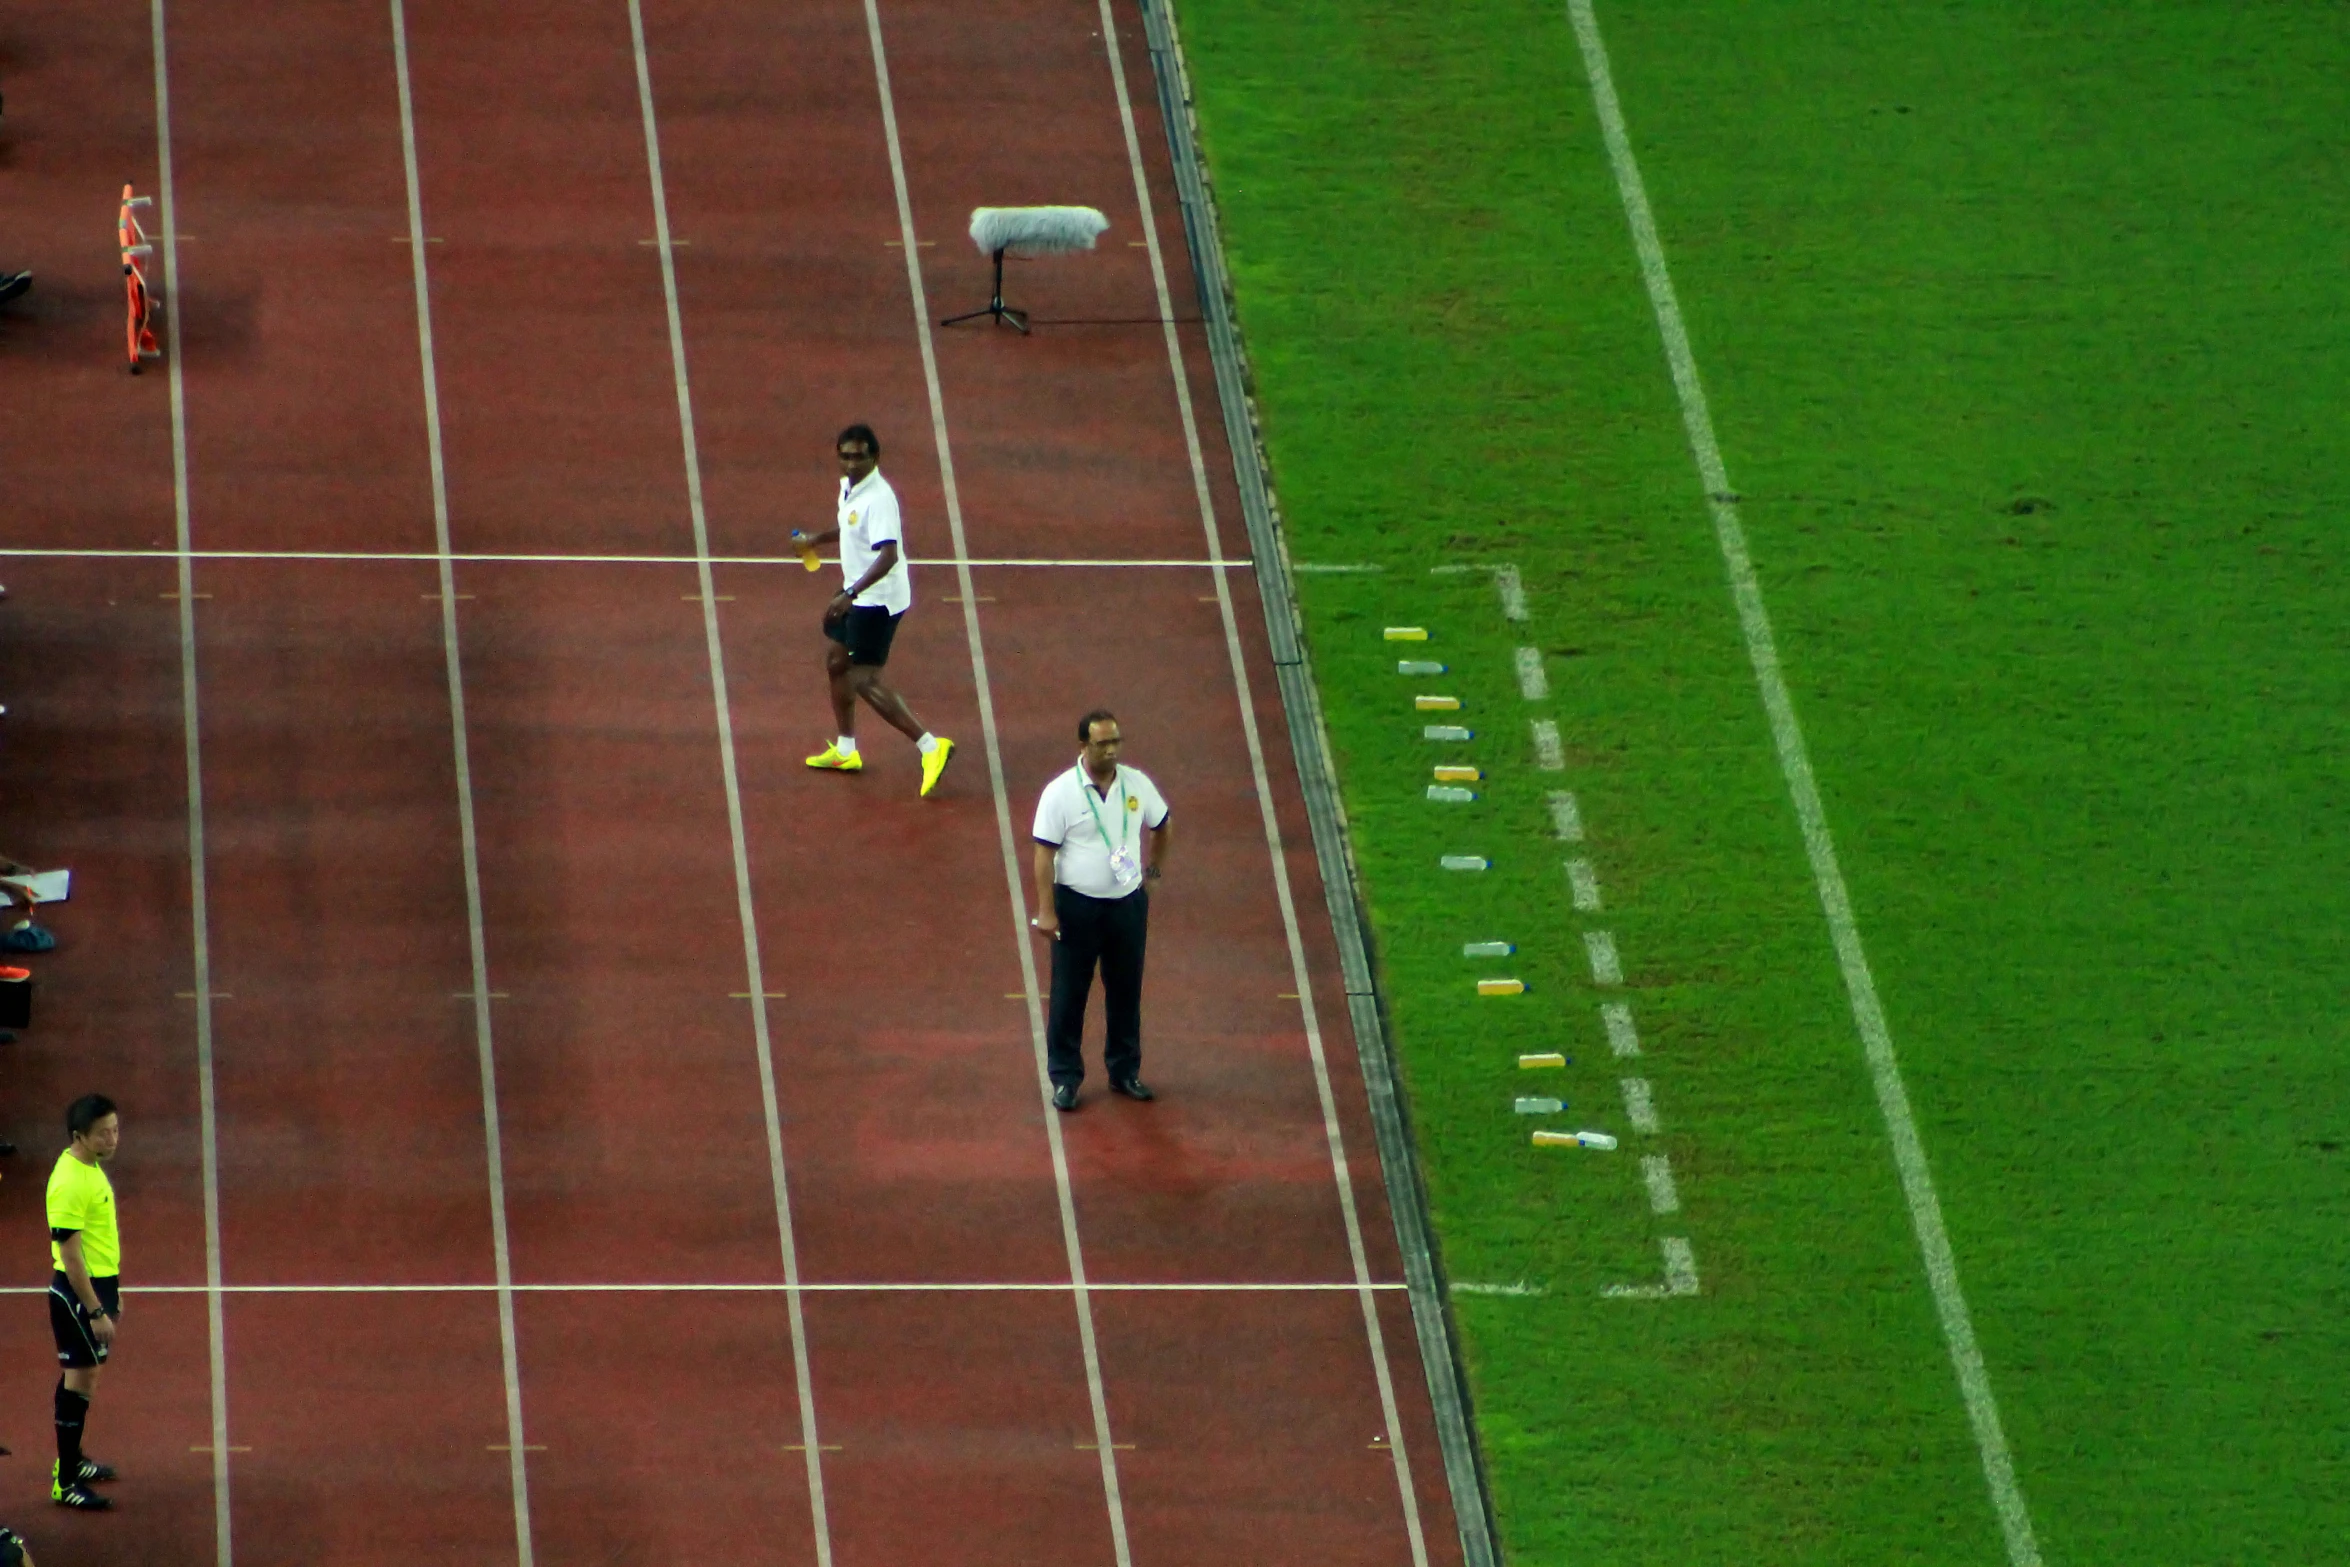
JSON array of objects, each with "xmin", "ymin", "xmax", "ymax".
[{"xmin": 1030, "ymin": 710, "xmax": 1171, "ymax": 1111}]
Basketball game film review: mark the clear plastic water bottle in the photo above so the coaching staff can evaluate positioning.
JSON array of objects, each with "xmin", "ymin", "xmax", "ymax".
[
  {"xmin": 1440, "ymin": 855, "xmax": 1489, "ymax": 871},
  {"xmin": 1423, "ymin": 725, "xmax": 1473, "ymax": 741},
  {"xmin": 1427, "ymin": 786, "xmax": 1476, "ymax": 803},
  {"xmin": 1397, "ymin": 660, "xmax": 1446, "ymax": 675},
  {"xmin": 1461, "ymin": 941, "xmax": 1514, "ymax": 957},
  {"xmin": 1513, "ymin": 1096, "xmax": 1564, "ymax": 1115}
]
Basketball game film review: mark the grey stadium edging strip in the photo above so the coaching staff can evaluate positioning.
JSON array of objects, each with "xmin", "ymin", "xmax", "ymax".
[{"xmin": 1130, "ymin": 4, "xmax": 1504, "ymax": 1563}]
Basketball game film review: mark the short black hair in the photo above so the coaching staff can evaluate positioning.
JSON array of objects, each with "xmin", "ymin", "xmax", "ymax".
[
  {"xmin": 66, "ymin": 1093, "xmax": 117, "ymax": 1140},
  {"xmin": 1078, "ymin": 708, "xmax": 1119, "ymax": 744},
  {"xmin": 836, "ymin": 423, "xmax": 881, "ymax": 459}
]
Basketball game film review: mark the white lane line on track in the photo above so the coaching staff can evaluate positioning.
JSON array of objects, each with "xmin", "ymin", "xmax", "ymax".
[
  {"xmin": 860, "ymin": 8, "xmax": 1134, "ymax": 1562},
  {"xmin": 388, "ymin": 6, "xmax": 537, "ymax": 1561},
  {"xmin": 1094, "ymin": 5, "xmax": 1432, "ymax": 1564},
  {"xmin": 146, "ymin": 7, "xmax": 234, "ymax": 1561},
  {"xmin": 82, "ymin": 1280, "xmax": 1412, "ymax": 1296},
  {"xmin": 0, "ymin": 547, "xmax": 1245, "ymax": 568},
  {"xmin": 1568, "ymin": 4, "xmax": 2040, "ymax": 1559},
  {"xmin": 624, "ymin": 8, "xmax": 835, "ymax": 1562}
]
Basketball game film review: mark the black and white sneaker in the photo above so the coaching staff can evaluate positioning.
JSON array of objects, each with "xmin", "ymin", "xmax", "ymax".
[
  {"xmin": 53, "ymin": 1479, "xmax": 111, "ymax": 1511},
  {"xmin": 74, "ymin": 1456, "xmax": 118, "ymax": 1484}
]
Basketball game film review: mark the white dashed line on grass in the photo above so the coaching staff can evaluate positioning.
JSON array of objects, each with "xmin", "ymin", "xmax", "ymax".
[
  {"xmin": 1530, "ymin": 718, "xmax": 1564, "ymax": 771},
  {"xmin": 1493, "ymin": 565, "xmax": 1527, "ymax": 621},
  {"xmin": 1515, "ymin": 647, "xmax": 1549, "ymax": 700},
  {"xmin": 1565, "ymin": 859, "xmax": 1602, "ymax": 912},
  {"xmin": 1602, "ymin": 1238, "xmax": 1700, "ymax": 1300},
  {"xmin": 1602, "ymin": 1002, "xmax": 1640, "ymax": 1057},
  {"xmin": 1583, "ymin": 931, "xmax": 1623, "ymax": 986},
  {"xmin": 1546, "ymin": 789, "xmax": 1583, "ymax": 842},
  {"xmin": 1620, "ymin": 1078, "xmax": 1660, "ymax": 1133},
  {"xmin": 1640, "ymin": 1155, "xmax": 1682, "ymax": 1215}
]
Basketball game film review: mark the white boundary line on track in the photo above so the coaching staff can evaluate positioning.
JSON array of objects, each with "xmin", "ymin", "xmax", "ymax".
[
  {"xmin": 860, "ymin": 7, "xmax": 1135, "ymax": 1562},
  {"xmin": 146, "ymin": 6, "xmax": 234, "ymax": 1560},
  {"xmin": 624, "ymin": 8, "xmax": 837, "ymax": 1560},
  {"xmin": 52, "ymin": 1281, "xmax": 1410, "ymax": 1296},
  {"xmin": 1566, "ymin": 4, "xmax": 2042, "ymax": 1562},
  {"xmin": 388, "ymin": 6, "xmax": 538, "ymax": 1560},
  {"xmin": 1093, "ymin": 6, "xmax": 1433, "ymax": 1562},
  {"xmin": 0, "ymin": 548, "xmax": 1245, "ymax": 568}
]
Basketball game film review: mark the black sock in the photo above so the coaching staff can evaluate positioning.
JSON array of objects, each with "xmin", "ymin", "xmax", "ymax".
[{"xmin": 54, "ymin": 1379, "xmax": 87, "ymax": 1487}]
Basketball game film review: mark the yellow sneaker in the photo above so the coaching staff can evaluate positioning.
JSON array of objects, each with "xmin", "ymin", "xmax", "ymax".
[
  {"xmin": 805, "ymin": 743, "xmax": 863, "ymax": 772},
  {"xmin": 919, "ymin": 737, "xmax": 957, "ymax": 797}
]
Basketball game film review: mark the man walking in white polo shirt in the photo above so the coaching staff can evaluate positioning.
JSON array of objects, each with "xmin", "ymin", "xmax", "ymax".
[
  {"xmin": 1030, "ymin": 709, "xmax": 1171, "ymax": 1111},
  {"xmin": 795, "ymin": 424, "xmax": 957, "ymax": 797}
]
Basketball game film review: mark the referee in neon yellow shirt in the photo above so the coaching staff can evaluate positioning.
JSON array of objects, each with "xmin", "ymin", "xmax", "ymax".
[{"xmin": 46, "ymin": 1095, "xmax": 121, "ymax": 1511}]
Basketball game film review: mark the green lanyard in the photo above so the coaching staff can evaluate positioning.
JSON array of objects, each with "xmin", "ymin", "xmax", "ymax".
[{"xmin": 1078, "ymin": 766, "xmax": 1131, "ymax": 855}]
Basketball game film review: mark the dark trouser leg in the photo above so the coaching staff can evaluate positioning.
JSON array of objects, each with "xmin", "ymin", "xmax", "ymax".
[
  {"xmin": 1100, "ymin": 887, "xmax": 1149, "ymax": 1084},
  {"xmin": 1047, "ymin": 886, "xmax": 1106, "ymax": 1087}
]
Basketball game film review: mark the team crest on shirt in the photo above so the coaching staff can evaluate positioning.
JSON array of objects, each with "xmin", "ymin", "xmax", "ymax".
[
  {"xmin": 1126, "ymin": 796, "xmax": 1140, "ymax": 810},
  {"xmin": 846, "ymin": 511, "xmax": 859, "ymax": 524}
]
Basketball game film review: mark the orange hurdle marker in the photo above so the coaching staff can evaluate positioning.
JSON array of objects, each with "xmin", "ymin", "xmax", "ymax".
[{"xmin": 119, "ymin": 185, "xmax": 161, "ymax": 374}]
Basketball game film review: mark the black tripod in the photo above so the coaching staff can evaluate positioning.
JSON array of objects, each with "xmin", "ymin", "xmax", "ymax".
[{"xmin": 940, "ymin": 248, "xmax": 1029, "ymax": 334}]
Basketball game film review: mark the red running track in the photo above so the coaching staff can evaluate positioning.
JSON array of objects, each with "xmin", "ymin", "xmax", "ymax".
[{"xmin": 0, "ymin": 1, "xmax": 1465, "ymax": 1563}]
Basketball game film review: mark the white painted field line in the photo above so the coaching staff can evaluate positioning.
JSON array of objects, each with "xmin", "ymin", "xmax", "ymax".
[
  {"xmin": 146, "ymin": 6, "xmax": 233, "ymax": 1560},
  {"xmin": 1583, "ymin": 930, "xmax": 1623, "ymax": 986},
  {"xmin": 861, "ymin": 7, "xmax": 1132, "ymax": 1562},
  {"xmin": 1639, "ymin": 1154, "xmax": 1682, "ymax": 1216},
  {"xmin": 625, "ymin": 7, "xmax": 835, "ymax": 1561},
  {"xmin": 1602, "ymin": 1001, "xmax": 1640, "ymax": 1057},
  {"xmin": 1565, "ymin": 858, "xmax": 1602, "ymax": 912},
  {"xmin": 1492, "ymin": 564, "xmax": 1528, "ymax": 621},
  {"xmin": 0, "ymin": 545, "xmax": 1242, "ymax": 568},
  {"xmin": 1530, "ymin": 718, "xmax": 1565, "ymax": 770},
  {"xmin": 1515, "ymin": 647, "xmax": 1550, "ymax": 700},
  {"xmin": 1567, "ymin": 3, "xmax": 2040, "ymax": 1560},
  {"xmin": 1602, "ymin": 1238, "xmax": 1699, "ymax": 1300},
  {"xmin": 388, "ymin": 7, "xmax": 535, "ymax": 1561},
  {"xmin": 85, "ymin": 1279, "xmax": 1411, "ymax": 1297},
  {"xmin": 1620, "ymin": 1078, "xmax": 1660, "ymax": 1134},
  {"xmin": 1547, "ymin": 788, "xmax": 1584, "ymax": 841},
  {"xmin": 1097, "ymin": 4, "xmax": 1431, "ymax": 1563}
]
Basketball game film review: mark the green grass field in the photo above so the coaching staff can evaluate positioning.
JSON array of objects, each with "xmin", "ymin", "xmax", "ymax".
[{"xmin": 1170, "ymin": 1, "xmax": 2350, "ymax": 1560}]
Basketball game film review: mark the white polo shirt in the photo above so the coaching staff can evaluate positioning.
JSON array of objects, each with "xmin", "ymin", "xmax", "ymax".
[
  {"xmin": 838, "ymin": 469, "xmax": 912, "ymax": 614},
  {"xmin": 1033, "ymin": 761, "xmax": 1170, "ymax": 899}
]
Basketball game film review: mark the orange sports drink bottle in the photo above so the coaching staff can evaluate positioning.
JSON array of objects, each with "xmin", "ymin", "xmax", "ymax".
[{"xmin": 790, "ymin": 530, "xmax": 821, "ymax": 572}]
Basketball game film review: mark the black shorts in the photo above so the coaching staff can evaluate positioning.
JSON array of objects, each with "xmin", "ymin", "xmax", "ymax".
[
  {"xmin": 49, "ymin": 1272, "xmax": 119, "ymax": 1368},
  {"xmin": 825, "ymin": 604, "xmax": 903, "ymax": 667}
]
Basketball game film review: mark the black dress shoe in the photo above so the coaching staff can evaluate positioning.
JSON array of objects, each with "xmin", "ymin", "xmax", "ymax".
[
  {"xmin": 1110, "ymin": 1077, "xmax": 1154, "ymax": 1102},
  {"xmin": 1051, "ymin": 1083, "xmax": 1080, "ymax": 1112}
]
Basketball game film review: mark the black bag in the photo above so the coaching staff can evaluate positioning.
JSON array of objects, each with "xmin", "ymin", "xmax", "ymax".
[{"xmin": 0, "ymin": 970, "xmax": 31, "ymax": 1029}]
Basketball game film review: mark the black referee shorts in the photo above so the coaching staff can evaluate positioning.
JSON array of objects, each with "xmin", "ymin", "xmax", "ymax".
[
  {"xmin": 49, "ymin": 1272, "xmax": 119, "ymax": 1368},
  {"xmin": 824, "ymin": 605, "xmax": 903, "ymax": 667}
]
